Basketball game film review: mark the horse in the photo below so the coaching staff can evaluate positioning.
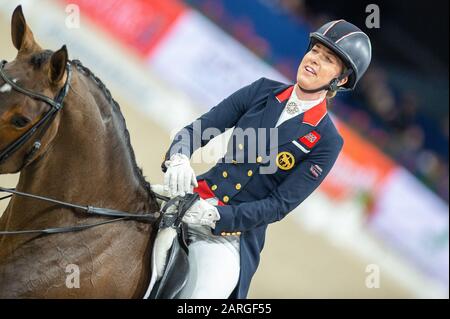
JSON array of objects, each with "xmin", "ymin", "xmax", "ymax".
[{"xmin": 0, "ymin": 6, "xmax": 163, "ymax": 298}]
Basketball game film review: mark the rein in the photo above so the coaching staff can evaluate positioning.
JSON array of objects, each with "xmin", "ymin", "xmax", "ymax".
[
  {"xmin": 0, "ymin": 186, "xmax": 194, "ymax": 236},
  {"xmin": 0, "ymin": 58, "xmax": 193, "ymax": 236}
]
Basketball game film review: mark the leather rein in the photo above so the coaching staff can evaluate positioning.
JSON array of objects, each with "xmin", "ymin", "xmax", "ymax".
[{"xmin": 0, "ymin": 59, "xmax": 188, "ymax": 236}]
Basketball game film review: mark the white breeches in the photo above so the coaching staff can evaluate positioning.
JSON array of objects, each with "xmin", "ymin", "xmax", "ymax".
[
  {"xmin": 177, "ymin": 238, "xmax": 240, "ymax": 299},
  {"xmin": 177, "ymin": 197, "xmax": 240, "ymax": 299}
]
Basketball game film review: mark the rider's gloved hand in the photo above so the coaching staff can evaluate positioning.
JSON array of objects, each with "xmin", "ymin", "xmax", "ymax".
[
  {"xmin": 163, "ymin": 153, "xmax": 198, "ymax": 197},
  {"xmin": 182, "ymin": 198, "xmax": 221, "ymax": 229}
]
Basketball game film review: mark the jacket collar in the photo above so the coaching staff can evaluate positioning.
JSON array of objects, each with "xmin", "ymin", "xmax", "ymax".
[
  {"xmin": 259, "ymin": 84, "xmax": 328, "ymax": 150},
  {"xmin": 275, "ymin": 85, "xmax": 328, "ymax": 127}
]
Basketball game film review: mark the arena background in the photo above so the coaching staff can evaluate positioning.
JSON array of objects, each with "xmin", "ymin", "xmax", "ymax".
[{"xmin": 0, "ymin": 0, "xmax": 448, "ymax": 298}]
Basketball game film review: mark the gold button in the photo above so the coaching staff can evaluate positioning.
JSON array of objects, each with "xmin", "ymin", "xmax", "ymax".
[
  {"xmin": 232, "ymin": 160, "xmax": 237, "ymax": 164},
  {"xmin": 247, "ymin": 170, "xmax": 253, "ymax": 177},
  {"xmin": 221, "ymin": 232, "xmax": 226, "ymax": 236},
  {"xmin": 211, "ymin": 184, "xmax": 218, "ymax": 191},
  {"xmin": 222, "ymin": 171, "xmax": 228, "ymax": 178},
  {"xmin": 236, "ymin": 231, "xmax": 241, "ymax": 235},
  {"xmin": 238, "ymin": 144, "xmax": 244, "ymax": 150},
  {"xmin": 231, "ymin": 232, "xmax": 237, "ymax": 236},
  {"xmin": 223, "ymin": 195, "xmax": 229, "ymax": 203},
  {"xmin": 235, "ymin": 183, "xmax": 241, "ymax": 190},
  {"xmin": 256, "ymin": 156, "xmax": 263, "ymax": 163},
  {"xmin": 226, "ymin": 232, "xmax": 232, "ymax": 236}
]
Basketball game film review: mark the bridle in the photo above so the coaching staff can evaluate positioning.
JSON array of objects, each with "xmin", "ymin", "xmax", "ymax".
[
  {"xmin": 0, "ymin": 59, "xmax": 190, "ymax": 236},
  {"xmin": 0, "ymin": 59, "xmax": 72, "ymax": 165}
]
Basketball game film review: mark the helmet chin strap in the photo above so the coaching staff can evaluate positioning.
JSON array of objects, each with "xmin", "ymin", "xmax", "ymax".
[
  {"xmin": 297, "ymin": 82, "xmax": 331, "ymax": 94},
  {"xmin": 298, "ymin": 69, "xmax": 353, "ymax": 94}
]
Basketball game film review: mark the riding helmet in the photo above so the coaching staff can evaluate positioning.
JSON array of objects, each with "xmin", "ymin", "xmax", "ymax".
[{"xmin": 308, "ymin": 19, "xmax": 372, "ymax": 91}]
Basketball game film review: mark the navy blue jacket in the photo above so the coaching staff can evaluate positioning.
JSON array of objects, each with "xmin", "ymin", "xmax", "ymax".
[{"xmin": 164, "ymin": 78, "xmax": 344, "ymax": 298}]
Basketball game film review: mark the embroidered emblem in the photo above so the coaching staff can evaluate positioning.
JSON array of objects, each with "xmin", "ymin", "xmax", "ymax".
[{"xmin": 276, "ymin": 152, "xmax": 295, "ymax": 170}]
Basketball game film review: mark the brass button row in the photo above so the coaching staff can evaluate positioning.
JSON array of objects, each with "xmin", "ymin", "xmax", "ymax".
[
  {"xmin": 216, "ymin": 167, "xmax": 254, "ymax": 203},
  {"xmin": 212, "ymin": 183, "xmax": 240, "ymax": 192},
  {"xmin": 220, "ymin": 231, "xmax": 242, "ymax": 236},
  {"xmin": 223, "ymin": 169, "xmax": 253, "ymax": 178},
  {"xmin": 222, "ymin": 169, "xmax": 253, "ymax": 177}
]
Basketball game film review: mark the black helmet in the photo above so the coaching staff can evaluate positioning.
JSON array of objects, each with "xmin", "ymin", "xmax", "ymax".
[{"xmin": 307, "ymin": 19, "xmax": 372, "ymax": 91}]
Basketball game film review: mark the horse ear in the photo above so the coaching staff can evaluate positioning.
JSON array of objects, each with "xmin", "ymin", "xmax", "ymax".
[
  {"xmin": 49, "ymin": 45, "xmax": 68, "ymax": 84},
  {"xmin": 11, "ymin": 5, "xmax": 41, "ymax": 54}
]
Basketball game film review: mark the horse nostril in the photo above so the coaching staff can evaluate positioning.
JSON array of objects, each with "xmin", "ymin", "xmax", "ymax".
[{"xmin": 11, "ymin": 116, "xmax": 31, "ymax": 128}]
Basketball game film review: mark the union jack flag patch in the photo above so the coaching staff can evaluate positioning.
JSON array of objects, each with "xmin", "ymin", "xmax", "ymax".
[
  {"xmin": 299, "ymin": 131, "xmax": 321, "ymax": 149},
  {"xmin": 310, "ymin": 164, "xmax": 323, "ymax": 179}
]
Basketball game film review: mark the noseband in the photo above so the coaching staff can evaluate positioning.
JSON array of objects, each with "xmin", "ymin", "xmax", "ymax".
[{"xmin": 0, "ymin": 59, "xmax": 72, "ymax": 165}]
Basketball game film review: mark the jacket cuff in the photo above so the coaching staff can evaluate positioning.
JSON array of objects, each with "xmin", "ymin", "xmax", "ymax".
[{"xmin": 212, "ymin": 205, "xmax": 235, "ymax": 235}]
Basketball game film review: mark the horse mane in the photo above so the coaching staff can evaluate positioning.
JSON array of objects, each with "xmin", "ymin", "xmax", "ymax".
[
  {"xmin": 69, "ymin": 60, "xmax": 157, "ymax": 205},
  {"xmin": 28, "ymin": 52, "xmax": 157, "ymax": 206}
]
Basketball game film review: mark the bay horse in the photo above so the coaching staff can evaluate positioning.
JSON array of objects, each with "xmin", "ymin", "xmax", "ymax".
[{"xmin": 0, "ymin": 6, "xmax": 162, "ymax": 298}]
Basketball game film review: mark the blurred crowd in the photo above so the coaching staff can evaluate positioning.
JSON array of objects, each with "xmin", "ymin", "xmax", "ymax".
[
  {"xmin": 338, "ymin": 65, "xmax": 449, "ymax": 202},
  {"xmin": 354, "ymin": 67, "xmax": 448, "ymax": 202}
]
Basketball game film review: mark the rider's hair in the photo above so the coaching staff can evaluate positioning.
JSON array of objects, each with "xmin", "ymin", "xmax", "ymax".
[{"xmin": 326, "ymin": 90, "xmax": 337, "ymax": 99}]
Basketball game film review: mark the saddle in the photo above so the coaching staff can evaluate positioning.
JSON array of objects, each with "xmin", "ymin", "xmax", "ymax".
[{"xmin": 144, "ymin": 192, "xmax": 199, "ymax": 299}]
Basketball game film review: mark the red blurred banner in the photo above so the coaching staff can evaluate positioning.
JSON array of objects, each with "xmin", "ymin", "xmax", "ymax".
[{"xmin": 65, "ymin": 0, "xmax": 186, "ymax": 56}]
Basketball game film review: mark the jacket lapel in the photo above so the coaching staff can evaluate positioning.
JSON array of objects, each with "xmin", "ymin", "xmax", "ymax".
[
  {"xmin": 261, "ymin": 85, "xmax": 328, "ymax": 150},
  {"xmin": 259, "ymin": 84, "xmax": 293, "ymax": 130}
]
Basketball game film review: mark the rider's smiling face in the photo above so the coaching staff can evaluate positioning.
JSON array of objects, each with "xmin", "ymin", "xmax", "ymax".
[{"xmin": 297, "ymin": 43, "xmax": 348, "ymax": 91}]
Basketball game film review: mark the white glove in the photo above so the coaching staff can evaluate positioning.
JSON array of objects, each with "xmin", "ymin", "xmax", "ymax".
[
  {"xmin": 164, "ymin": 153, "xmax": 198, "ymax": 197},
  {"xmin": 182, "ymin": 198, "xmax": 221, "ymax": 229}
]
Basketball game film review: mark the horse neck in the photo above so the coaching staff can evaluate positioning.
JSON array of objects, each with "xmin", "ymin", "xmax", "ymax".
[{"xmin": 4, "ymin": 68, "xmax": 157, "ymax": 232}]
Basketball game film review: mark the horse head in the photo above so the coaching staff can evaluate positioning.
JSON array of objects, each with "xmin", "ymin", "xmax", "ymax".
[{"xmin": 0, "ymin": 5, "xmax": 69, "ymax": 174}]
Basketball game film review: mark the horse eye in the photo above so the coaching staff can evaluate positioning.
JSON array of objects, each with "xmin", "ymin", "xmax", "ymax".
[{"xmin": 11, "ymin": 116, "xmax": 31, "ymax": 128}]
